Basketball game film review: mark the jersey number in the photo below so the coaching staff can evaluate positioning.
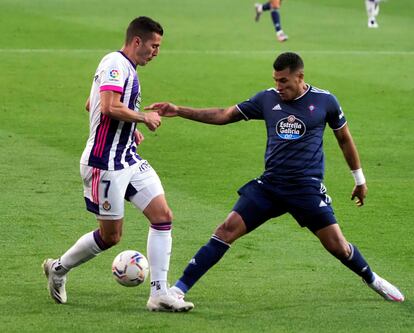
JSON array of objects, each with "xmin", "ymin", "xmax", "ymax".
[{"xmin": 102, "ymin": 180, "xmax": 111, "ymax": 198}]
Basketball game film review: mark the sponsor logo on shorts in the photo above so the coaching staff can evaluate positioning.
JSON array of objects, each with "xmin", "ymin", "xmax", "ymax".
[
  {"xmin": 276, "ymin": 115, "xmax": 306, "ymax": 140},
  {"xmin": 102, "ymin": 200, "xmax": 112, "ymax": 211},
  {"xmin": 138, "ymin": 160, "xmax": 152, "ymax": 172}
]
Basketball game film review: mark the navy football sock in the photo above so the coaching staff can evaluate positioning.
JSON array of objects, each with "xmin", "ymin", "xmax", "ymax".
[
  {"xmin": 270, "ymin": 9, "xmax": 281, "ymax": 32},
  {"xmin": 262, "ymin": 2, "xmax": 271, "ymax": 11},
  {"xmin": 340, "ymin": 244, "xmax": 374, "ymax": 283},
  {"xmin": 175, "ymin": 236, "xmax": 230, "ymax": 293}
]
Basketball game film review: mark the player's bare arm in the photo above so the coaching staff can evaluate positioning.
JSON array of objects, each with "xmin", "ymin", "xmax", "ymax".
[
  {"xmin": 85, "ymin": 97, "xmax": 90, "ymax": 112},
  {"xmin": 334, "ymin": 124, "xmax": 368, "ymax": 206},
  {"xmin": 145, "ymin": 103, "xmax": 243, "ymax": 125},
  {"xmin": 100, "ymin": 90, "xmax": 161, "ymax": 131}
]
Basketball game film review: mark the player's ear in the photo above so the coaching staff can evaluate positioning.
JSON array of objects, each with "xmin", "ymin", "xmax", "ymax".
[
  {"xmin": 297, "ymin": 70, "xmax": 304, "ymax": 81},
  {"xmin": 134, "ymin": 36, "xmax": 142, "ymax": 47}
]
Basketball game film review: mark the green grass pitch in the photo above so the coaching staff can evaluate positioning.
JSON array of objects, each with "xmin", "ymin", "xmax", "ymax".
[{"xmin": 0, "ymin": 0, "xmax": 413, "ymax": 332}]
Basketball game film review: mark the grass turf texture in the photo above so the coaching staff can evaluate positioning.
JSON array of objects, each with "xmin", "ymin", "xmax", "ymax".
[{"xmin": 0, "ymin": 0, "xmax": 413, "ymax": 332}]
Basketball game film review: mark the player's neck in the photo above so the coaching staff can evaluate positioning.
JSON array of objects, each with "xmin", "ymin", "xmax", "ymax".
[
  {"xmin": 294, "ymin": 83, "xmax": 309, "ymax": 100},
  {"xmin": 120, "ymin": 46, "xmax": 137, "ymax": 66}
]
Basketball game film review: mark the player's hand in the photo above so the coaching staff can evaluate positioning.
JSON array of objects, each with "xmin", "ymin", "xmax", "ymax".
[
  {"xmin": 145, "ymin": 102, "xmax": 179, "ymax": 117},
  {"xmin": 143, "ymin": 112, "xmax": 161, "ymax": 131},
  {"xmin": 134, "ymin": 130, "xmax": 144, "ymax": 145},
  {"xmin": 351, "ymin": 183, "xmax": 368, "ymax": 207}
]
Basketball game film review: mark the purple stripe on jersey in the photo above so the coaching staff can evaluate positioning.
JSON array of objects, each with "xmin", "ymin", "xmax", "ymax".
[
  {"xmin": 120, "ymin": 75, "xmax": 129, "ymax": 104},
  {"xmin": 113, "ymin": 121, "xmax": 134, "ymax": 170},
  {"xmin": 88, "ymin": 116, "xmax": 119, "ymax": 169},
  {"xmin": 128, "ymin": 75, "xmax": 139, "ymax": 110},
  {"xmin": 151, "ymin": 222, "xmax": 172, "ymax": 231}
]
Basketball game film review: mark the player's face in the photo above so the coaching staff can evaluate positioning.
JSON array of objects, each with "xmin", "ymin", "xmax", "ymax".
[
  {"xmin": 273, "ymin": 68, "xmax": 304, "ymax": 101},
  {"xmin": 134, "ymin": 33, "xmax": 162, "ymax": 66}
]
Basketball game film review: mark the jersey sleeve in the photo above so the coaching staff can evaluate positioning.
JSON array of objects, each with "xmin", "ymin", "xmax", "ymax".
[
  {"xmin": 326, "ymin": 94, "xmax": 347, "ymax": 130},
  {"xmin": 99, "ymin": 56, "xmax": 127, "ymax": 94},
  {"xmin": 236, "ymin": 91, "xmax": 265, "ymax": 120}
]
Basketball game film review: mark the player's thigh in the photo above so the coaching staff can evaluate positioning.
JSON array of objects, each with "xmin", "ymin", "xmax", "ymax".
[
  {"xmin": 233, "ymin": 179, "xmax": 286, "ymax": 233},
  {"xmin": 142, "ymin": 194, "xmax": 173, "ymax": 224},
  {"xmin": 81, "ymin": 165, "xmax": 131, "ymax": 220},
  {"xmin": 125, "ymin": 163, "xmax": 165, "ymax": 213},
  {"xmin": 287, "ymin": 182, "xmax": 337, "ymax": 233},
  {"xmin": 270, "ymin": 0, "xmax": 281, "ymax": 9}
]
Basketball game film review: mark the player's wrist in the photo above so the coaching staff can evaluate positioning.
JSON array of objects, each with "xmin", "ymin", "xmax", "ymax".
[{"xmin": 351, "ymin": 168, "xmax": 366, "ymax": 186}]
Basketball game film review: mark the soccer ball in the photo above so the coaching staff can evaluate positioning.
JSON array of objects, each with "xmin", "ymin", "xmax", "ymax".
[{"xmin": 111, "ymin": 250, "xmax": 149, "ymax": 287}]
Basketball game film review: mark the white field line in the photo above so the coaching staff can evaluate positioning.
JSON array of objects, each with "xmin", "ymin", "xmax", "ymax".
[{"xmin": 0, "ymin": 48, "xmax": 413, "ymax": 56}]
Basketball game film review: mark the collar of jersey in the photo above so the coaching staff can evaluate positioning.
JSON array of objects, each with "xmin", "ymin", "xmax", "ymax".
[{"xmin": 117, "ymin": 50, "xmax": 137, "ymax": 68}]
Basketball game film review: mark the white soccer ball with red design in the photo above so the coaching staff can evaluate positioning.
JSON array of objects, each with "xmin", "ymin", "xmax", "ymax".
[{"xmin": 112, "ymin": 250, "xmax": 149, "ymax": 287}]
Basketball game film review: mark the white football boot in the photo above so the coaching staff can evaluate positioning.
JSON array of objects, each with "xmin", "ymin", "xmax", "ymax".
[
  {"xmin": 277, "ymin": 30, "xmax": 288, "ymax": 42},
  {"xmin": 254, "ymin": 3, "xmax": 263, "ymax": 22},
  {"xmin": 368, "ymin": 18, "xmax": 379, "ymax": 28},
  {"xmin": 367, "ymin": 272, "xmax": 405, "ymax": 302},
  {"xmin": 42, "ymin": 259, "xmax": 67, "ymax": 304},
  {"xmin": 147, "ymin": 286, "xmax": 194, "ymax": 312}
]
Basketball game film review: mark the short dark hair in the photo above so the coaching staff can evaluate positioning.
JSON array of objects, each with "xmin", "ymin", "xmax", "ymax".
[
  {"xmin": 273, "ymin": 52, "xmax": 304, "ymax": 72},
  {"xmin": 125, "ymin": 16, "xmax": 163, "ymax": 43}
]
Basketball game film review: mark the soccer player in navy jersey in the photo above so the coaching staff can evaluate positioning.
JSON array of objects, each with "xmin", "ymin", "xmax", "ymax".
[
  {"xmin": 255, "ymin": 0, "xmax": 288, "ymax": 42},
  {"xmin": 42, "ymin": 16, "xmax": 193, "ymax": 312},
  {"xmin": 145, "ymin": 52, "xmax": 405, "ymax": 308}
]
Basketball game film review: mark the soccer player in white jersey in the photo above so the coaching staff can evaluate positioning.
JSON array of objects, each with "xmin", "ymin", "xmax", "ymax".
[
  {"xmin": 365, "ymin": 0, "xmax": 380, "ymax": 28},
  {"xmin": 42, "ymin": 16, "xmax": 193, "ymax": 312}
]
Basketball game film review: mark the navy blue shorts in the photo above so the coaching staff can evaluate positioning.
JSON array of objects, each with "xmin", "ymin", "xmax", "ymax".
[{"xmin": 232, "ymin": 177, "xmax": 337, "ymax": 233}]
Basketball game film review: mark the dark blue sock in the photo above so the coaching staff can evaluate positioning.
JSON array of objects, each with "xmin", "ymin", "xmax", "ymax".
[
  {"xmin": 175, "ymin": 236, "xmax": 230, "ymax": 293},
  {"xmin": 340, "ymin": 244, "xmax": 374, "ymax": 283},
  {"xmin": 262, "ymin": 2, "xmax": 271, "ymax": 11},
  {"xmin": 270, "ymin": 9, "xmax": 281, "ymax": 32}
]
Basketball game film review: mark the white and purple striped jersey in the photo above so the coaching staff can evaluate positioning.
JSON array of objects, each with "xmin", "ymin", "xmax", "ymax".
[{"xmin": 80, "ymin": 51, "xmax": 142, "ymax": 170}]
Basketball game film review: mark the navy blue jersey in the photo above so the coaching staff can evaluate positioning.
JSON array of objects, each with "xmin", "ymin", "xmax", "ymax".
[{"xmin": 237, "ymin": 85, "xmax": 346, "ymax": 181}]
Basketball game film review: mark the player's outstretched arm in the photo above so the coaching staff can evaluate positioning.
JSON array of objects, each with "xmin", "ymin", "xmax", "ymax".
[
  {"xmin": 145, "ymin": 103, "xmax": 244, "ymax": 125},
  {"xmin": 333, "ymin": 124, "xmax": 368, "ymax": 206}
]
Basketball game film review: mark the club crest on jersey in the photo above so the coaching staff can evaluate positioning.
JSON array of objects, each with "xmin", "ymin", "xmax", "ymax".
[
  {"xmin": 276, "ymin": 115, "xmax": 306, "ymax": 140},
  {"xmin": 102, "ymin": 201, "xmax": 112, "ymax": 211}
]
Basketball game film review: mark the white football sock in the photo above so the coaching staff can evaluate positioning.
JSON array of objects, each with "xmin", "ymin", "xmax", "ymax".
[
  {"xmin": 57, "ymin": 230, "xmax": 103, "ymax": 273},
  {"xmin": 147, "ymin": 226, "xmax": 172, "ymax": 296},
  {"xmin": 365, "ymin": 0, "xmax": 376, "ymax": 18}
]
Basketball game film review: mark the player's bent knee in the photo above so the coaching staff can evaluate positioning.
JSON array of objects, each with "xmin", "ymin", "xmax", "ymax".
[
  {"xmin": 151, "ymin": 208, "xmax": 173, "ymax": 224},
  {"xmin": 324, "ymin": 240, "xmax": 350, "ymax": 260},
  {"xmin": 214, "ymin": 218, "xmax": 246, "ymax": 244},
  {"xmin": 101, "ymin": 233, "xmax": 121, "ymax": 247}
]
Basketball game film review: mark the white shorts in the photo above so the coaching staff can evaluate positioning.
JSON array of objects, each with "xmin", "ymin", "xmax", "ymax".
[{"xmin": 80, "ymin": 160, "xmax": 164, "ymax": 220}]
